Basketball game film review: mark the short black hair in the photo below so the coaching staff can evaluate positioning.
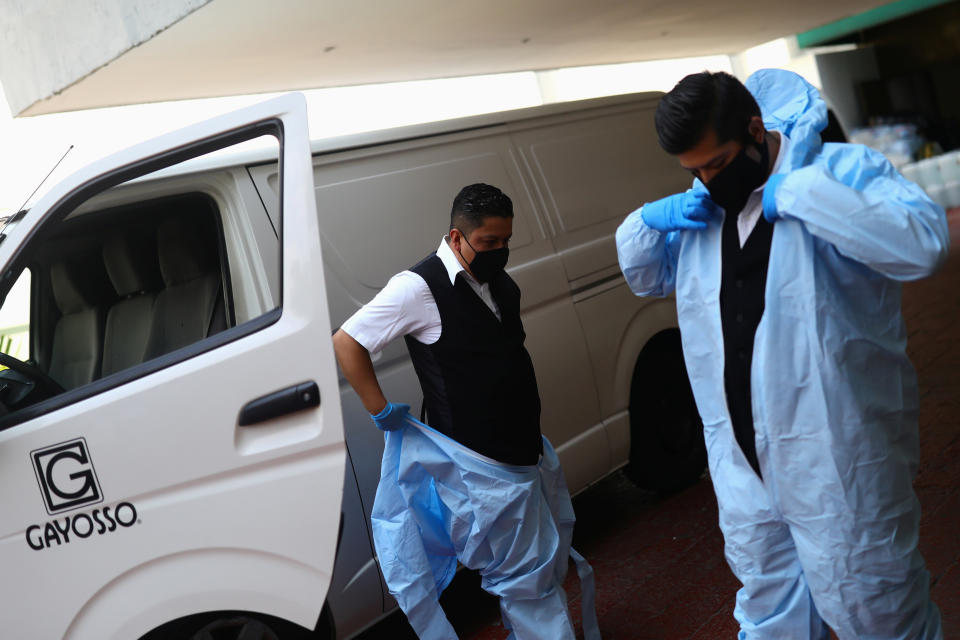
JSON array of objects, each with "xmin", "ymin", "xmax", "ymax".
[
  {"xmin": 654, "ymin": 71, "xmax": 761, "ymax": 155},
  {"xmin": 450, "ymin": 183, "xmax": 513, "ymax": 233}
]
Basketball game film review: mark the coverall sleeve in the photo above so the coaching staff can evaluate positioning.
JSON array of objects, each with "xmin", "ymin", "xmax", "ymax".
[
  {"xmin": 615, "ymin": 205, "xmax": 680, "ymax": 297},
  {"xmin": 774, "ymin": 147, "xmax": 950, "ymax": 281}
]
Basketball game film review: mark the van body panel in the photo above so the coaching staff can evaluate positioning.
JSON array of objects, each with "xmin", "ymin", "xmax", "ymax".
[
  {"xmin": 62, "ymin": 525, "xmax": 336, "ymax": 640},
  {"xmin": 603, "ymin": 410, "xmax": 632, "ymax": 470},
  {"xmin": 306, "ymin": 127, "xmax": 606, "ymax": 495},
  {"xmin": 553, "ymin": 421, "xmax": 612, "ymax": 494},
  {"xmin": 507, "ymin": 100, "xmax": 691, "ymax": 281},
  {"xmin": 326, "ymin": 448, "xmax": 391, "ymax": 629},
  {"xmin": 573, "ymin": 288, "xmax": 680, "ymax": 417}
]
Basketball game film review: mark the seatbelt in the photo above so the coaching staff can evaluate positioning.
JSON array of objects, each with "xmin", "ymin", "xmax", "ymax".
[{"xmin": 205, "ymin": 280, "xmax": 225, "ymax": 337}]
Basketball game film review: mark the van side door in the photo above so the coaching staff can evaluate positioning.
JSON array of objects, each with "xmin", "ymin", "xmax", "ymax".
[{"xmin": 0, "ymin": 94, "xmax": 345, "ymax": 639}]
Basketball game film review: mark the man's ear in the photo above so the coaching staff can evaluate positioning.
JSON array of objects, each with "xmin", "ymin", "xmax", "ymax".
[
  {"xmin": 449, "ymin": 227, "xmax": 462, "ymax": 251},
  {"xmin": 748, "ymin": 116, "xmax": 766, "ymax": 144}
]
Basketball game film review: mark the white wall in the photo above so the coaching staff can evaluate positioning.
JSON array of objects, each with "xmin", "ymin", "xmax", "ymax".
[
  {"xmin": 536, "ymin": 56, "xmax": 733, "ymax": 103},
  {"xmin": 815, "ymin": 46, "xmax": 880, "ymax": 133},
  {"xmin": 730, "ymin": 36, "xmax": 823, "ymax": 88}
]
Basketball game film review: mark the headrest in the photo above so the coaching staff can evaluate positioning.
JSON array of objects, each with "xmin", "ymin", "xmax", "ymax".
[
  {"xmin": 156, "ymin": 218, "xmax": 213, "ymax": 286},
  {"xmin": 50, "ymin": 262, "xmax": 95, "ymax": 314},
  {"xmin": 103, "ymin": 232, "xmax": 158, "ymax": 297}
]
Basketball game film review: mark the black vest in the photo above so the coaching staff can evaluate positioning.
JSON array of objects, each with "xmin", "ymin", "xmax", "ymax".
[
  {"xmin": 719, "ymin": 212, "xmax": 774, "ymax": 478},
  {"xmin": 404, "ymin": 253, "xmax": 542, "ymax": 465}
]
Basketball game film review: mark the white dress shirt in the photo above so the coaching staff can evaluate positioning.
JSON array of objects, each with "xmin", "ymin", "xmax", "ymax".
[
  {"xmin": 735, "ymin": 132, "xmax": 789, "ymax": 247},
  {"xmin": 340, "ymin": 237, "xmax": 501, "ymax": 354}
]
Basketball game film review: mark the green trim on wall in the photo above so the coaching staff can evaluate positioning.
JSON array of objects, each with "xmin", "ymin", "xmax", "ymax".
[{"xmin": 797, "ymin": 0, "xmax": 956, "ymax": 47}]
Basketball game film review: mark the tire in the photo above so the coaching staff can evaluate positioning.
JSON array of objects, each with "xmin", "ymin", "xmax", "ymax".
[
  {"xmin": 140, "ymin": 611, "xmax": 322, "ymax": 640},
  {"xmin": 624, "ymin": 329, "xmax": 706, "ymax": 493},
  {"xmin": 191, "ymin": 616, "xmax": 281, "ymax": 640}
]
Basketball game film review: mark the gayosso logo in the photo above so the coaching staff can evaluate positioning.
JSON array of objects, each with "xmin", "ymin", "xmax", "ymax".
[
  {"xmin": 32, "ymin": 438, "xmax": 103, "ymax": 515},
  {"xmin": 27, "ymin": 438, "xmax": 138, "ymax": 551}
]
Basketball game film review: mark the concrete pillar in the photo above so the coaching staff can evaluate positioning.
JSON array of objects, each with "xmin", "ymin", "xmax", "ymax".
[{"xmin": 0, "ymin": 0, "xmax": 210, "ymax": 116}]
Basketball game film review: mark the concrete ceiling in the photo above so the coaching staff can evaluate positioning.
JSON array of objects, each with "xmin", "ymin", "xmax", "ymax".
[{"xmin": 9, "ymin": 0, "xmax": 890, "ymax": 116}]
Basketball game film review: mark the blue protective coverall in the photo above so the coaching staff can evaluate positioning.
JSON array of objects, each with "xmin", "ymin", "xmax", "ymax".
[
  {"xmin": 616, "ymin": 69, "xmax": 948, "ymax": 639},
  {"xmin": 371, "ymin": 415, "xmax": 601, "ymax": 640}
]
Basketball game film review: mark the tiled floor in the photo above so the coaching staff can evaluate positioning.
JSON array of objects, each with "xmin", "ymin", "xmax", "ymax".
[{"xmin": 358, "ymin": 209, "xmax": 960, "ymax": 639}]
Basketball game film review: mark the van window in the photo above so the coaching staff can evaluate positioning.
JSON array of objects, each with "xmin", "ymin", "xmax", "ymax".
[
  {"xmin": 0, "ymin": 268, "xmax": 31, "ymax": 361},
  {"xmin": 0, "ymin": 136, "xmax": 280, "ymax": 428}
]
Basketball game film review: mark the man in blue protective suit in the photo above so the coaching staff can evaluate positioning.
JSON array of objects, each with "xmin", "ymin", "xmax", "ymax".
[
  {"xmin": 332, "ymin": 183, "xmax": 599, "ymax": 640},
  {"xmin": 616, "ymin": 68, "xmax": 947, "ymax": 639}
]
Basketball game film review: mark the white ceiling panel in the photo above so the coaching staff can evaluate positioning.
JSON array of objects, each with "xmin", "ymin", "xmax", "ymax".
[{"xmin": 6, "ymin": 0, "xmax": 889, "ymax": 116}]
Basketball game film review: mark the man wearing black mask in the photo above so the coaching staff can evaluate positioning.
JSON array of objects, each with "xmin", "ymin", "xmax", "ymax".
[
  {"xmin": 616, "ymin": 69, "xmax": 946, "ymax": 638},
  {"xmin": 333, "ymin": 182, "xmax": 540, "ymax": 463},
  {"xmin": 333, "ymin": 183, "xmax": 593, "ymax": 639}
]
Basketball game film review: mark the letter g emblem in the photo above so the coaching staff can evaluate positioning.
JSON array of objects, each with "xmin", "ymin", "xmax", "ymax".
[{"xmin": 32, "ymin": 438, "xmax": 103, "ymax": 515}]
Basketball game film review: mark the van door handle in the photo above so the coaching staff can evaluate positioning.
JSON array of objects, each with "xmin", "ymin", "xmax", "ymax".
[{"xmin": 238, "ymin": 381, "xmax": 320, "ymax": 426}]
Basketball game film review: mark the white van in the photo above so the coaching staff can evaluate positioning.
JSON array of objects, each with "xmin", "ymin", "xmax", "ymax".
[{"xmin": 0, "ymin": 91, "xmax": 698, "ymax": 639}]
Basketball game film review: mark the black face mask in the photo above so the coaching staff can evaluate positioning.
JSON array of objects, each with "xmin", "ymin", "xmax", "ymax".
[
  {"xmin": 455, "ymin": 230, "xmax": 509, "ymax": 284},
  {"xmin": 706, "ymin": 136, "xmax": 770, "ymax": 216}
]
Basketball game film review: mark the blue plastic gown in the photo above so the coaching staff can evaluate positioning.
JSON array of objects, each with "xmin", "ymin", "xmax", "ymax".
[
  {"xmin": 371, "ymin": 414, "xmax": 600, "ymax": 640},
  {"xmin": 616, "ymin": 69, "xmax": 948, "ymax": 639}
]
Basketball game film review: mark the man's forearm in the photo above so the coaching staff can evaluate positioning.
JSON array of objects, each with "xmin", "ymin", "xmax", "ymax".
[{"xmin": 332, "ymin": 329, "xmax": 388, "ymax": 415}]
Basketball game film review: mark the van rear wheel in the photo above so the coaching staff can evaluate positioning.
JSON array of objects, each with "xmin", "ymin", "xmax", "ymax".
[{"xmin": 624, "ymin": 329, "xmax": 706, "ymax": 494}]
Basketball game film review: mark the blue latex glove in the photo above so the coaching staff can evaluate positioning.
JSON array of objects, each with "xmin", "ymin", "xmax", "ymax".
[
  {"xmin": 640, "ymin": 190, "xmax": 720, "ymax": 232},
  {"xmin": 371, "ymin": 401, "xmax": 411, "ymax": 431},
  {"xmin": 763, "ymin": 173, "xmax": 786, "ymax": 222}
]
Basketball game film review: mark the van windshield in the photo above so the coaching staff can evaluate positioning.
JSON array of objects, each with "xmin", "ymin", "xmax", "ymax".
[{"xmin": 0, "ymin": 268, "xmax": 31, "ymax": 364}]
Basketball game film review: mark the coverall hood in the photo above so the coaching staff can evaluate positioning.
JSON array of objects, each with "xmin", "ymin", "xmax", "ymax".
[{"xmin": 745, "ymin": 68, "xmax": 828, "ymax": 169}]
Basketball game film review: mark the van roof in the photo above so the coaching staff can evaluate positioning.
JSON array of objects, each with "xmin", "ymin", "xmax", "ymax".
[{"xmin": 149, "ymin": 90, "xmax": 663, "ymax": 179}]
